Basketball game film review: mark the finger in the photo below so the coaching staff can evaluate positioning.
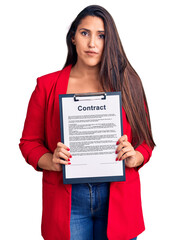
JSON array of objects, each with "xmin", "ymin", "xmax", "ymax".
[
  {"xmin": 58, "ymin": 159, "xmax": 71, "ymax": 165},
  {"xmin": 56, "ymin": 147, "xmax": 72, "ymax": 159},
  {"xmin": 55, "ymin": 151, "xmax": 71, "ymax": 161},
  {"xmin": 117, "ymin": 146, "xmax": 134, "ymax": 160},
  {"xmin": 57, "ymin": 142, "xmax": 70, "ymax": 151},
  {"xmin": 116, "ymin": 141, "xmax": 131, "ymax": 153},
  {"xmin": 117, "ymin": 135, "xmax": 128, "ymax": 144},
  {"xmin": 53, "ymin": 156, "xmax": 71, "ymax": 165},
  {"xmin": 120, "ymin": 149, "xmax": 136, "ymax": 161}
]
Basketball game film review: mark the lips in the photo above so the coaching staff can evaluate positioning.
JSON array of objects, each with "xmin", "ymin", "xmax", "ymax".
[{"xmin": 85, "ymin": 51, "xmax": 98, "ymax": 55}]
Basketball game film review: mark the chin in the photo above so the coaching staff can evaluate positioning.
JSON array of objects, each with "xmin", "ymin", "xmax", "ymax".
[{"xmin": 84, "ymin": 60, "xmax": 101, "ymax": 68}]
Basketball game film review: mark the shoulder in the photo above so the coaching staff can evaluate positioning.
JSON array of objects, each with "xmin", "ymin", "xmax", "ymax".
[
  {"xmin": 36, "ymin": 65, "xmax": 72, "ymax": 90},
  {"xmin": 37, "ymin": 70, "xmax": 61, "ymax": 88}
]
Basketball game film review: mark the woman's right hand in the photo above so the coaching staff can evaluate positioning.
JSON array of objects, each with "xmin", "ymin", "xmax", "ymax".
[{"xmin": 38, "ymin": 142, "xmax": 72, "ymax": 171}]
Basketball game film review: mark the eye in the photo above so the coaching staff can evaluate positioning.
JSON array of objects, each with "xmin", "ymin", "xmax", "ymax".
[
  {"xmin": 99, "ymin": 34, "xmax": 105, "ymax": 39},
  {"xmin": 81, "ymin": 31, "xmax": 89, "ymax": 36}
]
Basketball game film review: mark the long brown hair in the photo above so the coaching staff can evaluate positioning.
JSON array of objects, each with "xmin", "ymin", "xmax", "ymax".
[{"xmin": 63, "ymin": 5, "xmax": 155, "ymax": 149}]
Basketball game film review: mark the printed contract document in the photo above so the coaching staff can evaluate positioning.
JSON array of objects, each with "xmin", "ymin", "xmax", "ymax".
[{"xmin": 59, "ymin": 92, "xmax": 125, "ymax": 184}]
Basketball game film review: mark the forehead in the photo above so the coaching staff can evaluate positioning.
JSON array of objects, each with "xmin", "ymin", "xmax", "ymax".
[{"xmin": 77, "ymin": 16, "xmax": 104, "ymax": 31}]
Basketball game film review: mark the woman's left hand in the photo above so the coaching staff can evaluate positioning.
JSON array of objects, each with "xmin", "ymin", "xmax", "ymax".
[{"xmin": 115, "ymin": 135, "xmax": 144, "ymax": 168}]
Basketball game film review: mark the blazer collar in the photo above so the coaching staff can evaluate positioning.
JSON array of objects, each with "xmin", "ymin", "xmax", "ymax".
[{"xmin": 57, "ymin": 65, "xmax": 72, "ymax": 95}]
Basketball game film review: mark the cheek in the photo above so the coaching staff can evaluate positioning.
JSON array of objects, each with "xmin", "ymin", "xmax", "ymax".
[
  {"xmin": 100, "ymin": 42, "xmax": 104, "ymax": 54},
  {"xmin": 76, "ymin": 46, "xmax": 83, "ymax": 58},
  {"xmin": 75, "ymin": 41, "xmax": 85, "ymax": 55}
]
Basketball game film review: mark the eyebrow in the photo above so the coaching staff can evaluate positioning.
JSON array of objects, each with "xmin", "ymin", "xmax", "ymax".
[{"xmin": 79, "ymin": 28, "xmax": 105, "ymax": 33}]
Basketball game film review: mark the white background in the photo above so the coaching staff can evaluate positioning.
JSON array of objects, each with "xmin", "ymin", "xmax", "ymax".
[{"xmin": 0, "ymin": 0, "xmax": 175, "ymax": 239}]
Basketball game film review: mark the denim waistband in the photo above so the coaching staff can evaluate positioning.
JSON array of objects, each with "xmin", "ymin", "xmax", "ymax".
[
  {"xmin": 75, "ymin": 182, "xmax": 110, "ymax": 187},
  {"xmin": 88, "ymin": 182, "xmax": 109, "ymax": 186}
]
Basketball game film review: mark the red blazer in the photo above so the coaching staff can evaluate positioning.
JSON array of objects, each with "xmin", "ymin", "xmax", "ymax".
[{"xmin": 19, "ymin": 65, "xmax": 152, "ymax": 240}]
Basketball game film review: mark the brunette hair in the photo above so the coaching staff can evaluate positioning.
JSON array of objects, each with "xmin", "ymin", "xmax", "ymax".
[{"xmin": 63, "ymin": 5, "xmax": 155, "ymax": 149}]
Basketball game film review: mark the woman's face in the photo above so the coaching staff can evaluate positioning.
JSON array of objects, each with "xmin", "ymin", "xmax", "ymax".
[{"xmin": 72, "ymin": 16, "xmax": 105, "ymax": 68}]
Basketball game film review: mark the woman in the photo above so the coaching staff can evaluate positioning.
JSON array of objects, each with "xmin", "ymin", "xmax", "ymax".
[{"xmin": 19, "ymin": 5, "xmax": 155, "ymax": 240}]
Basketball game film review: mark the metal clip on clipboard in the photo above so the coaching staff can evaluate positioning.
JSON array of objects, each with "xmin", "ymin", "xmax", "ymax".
[{"xmin": 74, "ymin": 92, "xmax": 106, "ymax": 102}]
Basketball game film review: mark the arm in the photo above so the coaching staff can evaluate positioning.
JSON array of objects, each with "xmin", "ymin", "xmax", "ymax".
[
  {"xmin": 19, "ymin": 78, "xmax": 50, "ymax": 170},
  {"xmin": 19, "ymin": 78, "xmax": 72, "ymax": 171}
]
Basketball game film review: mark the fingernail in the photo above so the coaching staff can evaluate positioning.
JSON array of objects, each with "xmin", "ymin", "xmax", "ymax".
[
  {"xmin": 116, "ymin": 141, "xmax": 119, "ymax": 145},
  {"xmin": 70, "ymin": 155, "xmax": 72, "ymax": 158},
  {"xmin": 116, "ymin": 157, "xmax": 118, "ymax": 161},
  {"xmin": 68, "ymin": 159, "xmax": 70, "ymax": 161},
  {"xmin": 67, "ymin": 148, "xmax": 70, "ymax": 151},
  {"xmin": 68, "ymin": 162, "xmax": 71, "ymax": 165},
  {"xmin": 115, "ymin": 150, "xmax": 118, "ymax": 154}
]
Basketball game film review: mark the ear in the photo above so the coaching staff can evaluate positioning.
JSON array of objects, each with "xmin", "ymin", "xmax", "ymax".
[{"xmin": 71, "ymin": 36, "xmax": 76, "ymax": 45}]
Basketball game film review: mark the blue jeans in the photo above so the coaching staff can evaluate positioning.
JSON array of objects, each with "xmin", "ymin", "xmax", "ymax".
[
  {"xmin": 70, "ymin": 183, "xmax": 109, "ymax": 240},
  {"xmin": 70, "ymin": 183, "xmax": 137, "ymax": 240}
]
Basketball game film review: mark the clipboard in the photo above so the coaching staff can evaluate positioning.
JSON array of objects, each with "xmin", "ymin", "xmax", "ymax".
[{"xmin": 59, "ymin": 92, "xmax": 125, "ymax": 184}]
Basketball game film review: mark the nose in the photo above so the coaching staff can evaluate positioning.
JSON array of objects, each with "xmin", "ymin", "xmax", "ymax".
[{"xmin": 88, "ymin": 35, "xmax": 96, "ymax": 48}]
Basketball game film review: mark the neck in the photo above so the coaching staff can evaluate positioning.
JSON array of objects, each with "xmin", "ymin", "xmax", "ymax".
[{"xmin": 71, "ymin": 61, "xmax": 100, "ymax": 80}]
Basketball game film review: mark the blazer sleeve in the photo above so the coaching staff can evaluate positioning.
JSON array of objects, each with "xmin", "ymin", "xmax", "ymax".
[
  {"xmin": 135, "ymin": 141, "xmax": 153, "ymax": 170},
  {"xmin": 123, "ymin": 107, "xmax": 153, "ymax": 170},
  {"xmin": 19, "ymin": 78, "xmax": 51, "ymax": 171},
  {"xmin": 135, "ymin": 103, "xmax": 154, "ymax": 169}
]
